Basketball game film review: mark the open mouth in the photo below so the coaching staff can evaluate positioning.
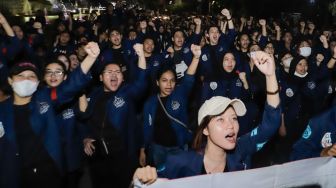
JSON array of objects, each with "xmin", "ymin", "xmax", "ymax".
[{"xmin": 225, "ymin": 133, "xmax": 236, "ymax": 143}]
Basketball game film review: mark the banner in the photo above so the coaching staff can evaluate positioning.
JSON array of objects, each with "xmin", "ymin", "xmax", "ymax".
[{"xmin": 134, "ymin": 157, "xmax": 336, "ymax": 188}]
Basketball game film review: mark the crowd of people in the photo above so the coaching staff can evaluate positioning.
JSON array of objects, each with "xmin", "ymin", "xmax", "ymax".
[{"xmin": 0, "ymin": 2, "xmax": 336, "ymax": 188}]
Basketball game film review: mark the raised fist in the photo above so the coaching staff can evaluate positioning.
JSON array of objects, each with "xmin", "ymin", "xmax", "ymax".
[
  {"xmin": 194, "ymin": 18, "xmax": 202, "ymax": 26},
  {"xmin": 84, "ymin": 42, "xmax": 100, "ymax": 58},
  {"xmin": 259, "ymin": 19, "xmax": 266, "ymax": 26},
  {"xmin": 133, "ymin": 43, "xmax": 144, "ymax": 57},
  {"xmin": 191, "ymin": 44, "xmax": 201, "ymax": 58},
  {"xmin": 221, "ymin": 9, "xmax": 231, "ymax": 19}
]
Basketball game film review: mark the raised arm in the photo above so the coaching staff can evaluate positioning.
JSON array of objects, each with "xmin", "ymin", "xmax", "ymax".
[
  {"xmin": 221, "ymin": 9, "xmax": 234, "ymax": 30},
  {"xmin": 81, "ymin": 42, "xmax": 101, "ymax": 74},
  {"xmin": 186, "ymin": 44, "xmax": 201, "ymax": 75},
  {"xmin": 0, "ymin": 12, "xmax": 14, "ymax": 37},
  {"xmin": 251, "ymin": 51, "xmax": 280, "ymax": 108}
]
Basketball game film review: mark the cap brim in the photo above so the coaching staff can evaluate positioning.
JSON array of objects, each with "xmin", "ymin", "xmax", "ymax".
[{"xmin": 211, "ymin": 98, "xmax": 246, "ymax": 117}]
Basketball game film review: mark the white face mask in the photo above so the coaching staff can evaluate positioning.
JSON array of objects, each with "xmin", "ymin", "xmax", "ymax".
[
  {"xmin": 294, "ymin": 71, "xmax": 308, "ymax": 78},
  {"xmin": 299, "ymin": 47, "xmax": 311, "ymax": 57},
  {"xmin": 12, "ymin": 80, "xmax": 39, "ymax": 97},
  {"xmin": 282, "ymin": 57, "xmax": 293, "ymax": 68}
]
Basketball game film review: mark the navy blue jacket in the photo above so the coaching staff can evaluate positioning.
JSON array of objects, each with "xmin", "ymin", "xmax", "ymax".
[
  {"xmin": 142, "ymin": 74, "xmax": 195, "ymax": 148},
  {"xmin": 158, "ymin": 103, "xmax": 281, "ymax": 179},
  {"xmin": 0, "ymin": 67, "xmax": 91, "ymax": 188},
  {"xmin": 291, "ymin": 105, "xmax": 336, "ymax": 161},
  {"xmin": 80, "ymin": 68, "xmax": 147, "ymax": 160}
]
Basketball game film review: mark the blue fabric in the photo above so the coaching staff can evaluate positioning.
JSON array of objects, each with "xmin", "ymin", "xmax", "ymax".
[
  {"xmin": 142, "ymin": 74, "xmax": 195, "ymax": 148},
  {"xmin": 80, "ymin": 68, "xmax": 148, "ymax": 160},
  {"xmin": 291, "ymin": 105, "xmax": 336, "ymax": 161},
  {"xmin": 158, "ymin": 103, "xmax": 281, "ymax": 179},
  {"xmin": 0, "ymin": 67, "xmax": 91, "ymax": 188}
]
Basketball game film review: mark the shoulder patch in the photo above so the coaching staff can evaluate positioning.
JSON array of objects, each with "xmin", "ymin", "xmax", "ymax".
[
  {"xmin": 0, "ymin": 122, "xmax": 4, "ymax": 138},
  {"xmin": 302, "ymin": 125, "xmax": 312, "ymax": 139},
  {"xmin": 321, "ymin": 132, "xmax": 332, "ymax": 148}
]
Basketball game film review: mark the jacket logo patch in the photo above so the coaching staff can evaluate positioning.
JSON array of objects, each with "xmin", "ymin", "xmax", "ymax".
[
  {"xmin": 183, "ymin": 47, "xmax": 190, "ymax": 54},
  {"xmin": 149, "ymin": 114, "xmax": 152, "ymax": 126},
  {"xmin": 153, "ymin": 61, "xmax": 160, "ymax": 67},
  {"xmin": 0, "ymin": 122, "xmax": 4, "ymax": 138},
  {"xmin": 251, "ymin": 127, "xmax": 258, "ymax": 137},
  {"xmin": 286, "ymin": 88, "xmax": 294, "ymax": 97},
  {"xmin": 256, "ymin": 141, "xmax": 267, "ymax": 151},
  {"xmin": 328, "ymin": 85, "xmax": 333, "ymax": 94},
  {"xmin": 171, "ymin": 101, "xmax": 180, "ymax": 110},
  {"xmin": 302, "ymin": 125, "xmax": 312, "ymax": 139},
  {"xmin": 39, "ymin": 102, "xmax": 50, "ymax": 114},
  {"xmin": 113, "ymin": 96, "xmax": 125, "ymax": 108},
  {"xmin": 321, "ymin": 132, "xmax": 332, "ymax": 148},
  {"xmin": 202, "ymin": 54, "xmax": 208, "ymax": 61},
  {"xmin": 219, "ymin": 47, "xmax": 224, "ymax": 52},
  {"xmin": 236, "ymin": 79, "xmax": 242, "ymax": 87},
  {"xmin": 62, "ymin": 109, "xmax": 74, "ymax": 120},
  {"xmin": 307, "ymin": 81, "xmax": 316, "ymax": 90},
  {"xmin": 210, "ymin": 82, "xmax": 218, "ymax": 90}
]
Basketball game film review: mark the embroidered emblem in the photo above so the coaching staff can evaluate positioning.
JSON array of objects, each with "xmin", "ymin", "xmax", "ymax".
[
  {"xmin": 307, "ymin": 81, "xmax": 316, "ymax": 90},
  {"xmin": 149, "ymin": 114, "xmax": 152, "ymax": 126},
  {"xmin": 183, "ymin": 47, "xmax": 190, "ymax": 54},
  {"xmin": 165, "ymin": 54, "xmax": 170, "ymax": 59},
  {"xmin": 286, "ymin": 88, "xmax": 294, "ymax": 97},
  {"xmin": 210, "ymin": 82, "xmax": 218, "ymax": 90},
  {"xmin": 113, "ymin": 96, "xmax": 125, "ymax": 108},
  {"xmin": 219, "ymin": 47, "xmax": 224, "ymax": 52},
  {"xmin": 39, "ymin": 102, "xmax": 50, "ymax": 114},
  {"xmin": 302, "ymin": 125, "xmax": 312, "ymax": 139},
  {"xmin": 256, "ymin": 141, "xmax": 267, "ymax": 151},
  {"xmin": 202, "ymin": 54, "xmax": 208, "ymax": 62},
  {"xmin": 328, "ymin": 85, "xmax": 333, "ymax": 94},
  {"xmin": 0, "ymin": 122, "xmax": 4, "ymax": 138},
  {"xmin": 153, "ymin": 61, "xmax": 160, "ymax": 67},
  {"xmin": 87, "ymin": 98, "xmax": 91, "ymax": 102},
  {"xmin": 236, "ymin": 79, "xmax": 242, "ymax": 87},
  {"xmin": 321, "ymin": 132, "xmax": 332, "ymax": 148},
  {"xmin": 251, "ymin": 127, "xmax": 258, "ymax": 137},
  {"xmin": 171, "ymin": 101, "xmax": 180, "ymax": 110},
  {"xmin": 62, "ymin": 109, "xmax": 74, "ymax": 120}
]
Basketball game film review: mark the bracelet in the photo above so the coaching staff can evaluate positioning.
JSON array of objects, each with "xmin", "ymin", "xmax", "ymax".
[
  {"xmin": 227, "ymin": 17, "xmax": 232, "ymax": 21},
  {"xmin": 266, "ymin": 88, "xmax": 279, "ymax": 95},
  {"xmin": 332, "ymin": 56, "xmax": 336, "ymax": 60}
]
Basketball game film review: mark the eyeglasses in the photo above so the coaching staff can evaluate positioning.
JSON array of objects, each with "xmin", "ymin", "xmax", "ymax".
[{"xmin": 45, "ymin": 70, "xmax": 64, "ymax": 77}]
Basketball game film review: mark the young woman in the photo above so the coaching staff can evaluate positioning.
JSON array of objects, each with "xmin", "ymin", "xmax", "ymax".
[
  {"xmin": 43, "ymin": 61, "xmax": 84, "ymax": 188},
  {"xmin": 139, "ymin": 44, "xmax": 201, "ymax": 170},
  {"xmin": 0, "ymin": 42, "xmax": 100, "ymax": 188},
  {"xmin": 133, "ymin": 51, "xmax": 281, "ymax": 184}
]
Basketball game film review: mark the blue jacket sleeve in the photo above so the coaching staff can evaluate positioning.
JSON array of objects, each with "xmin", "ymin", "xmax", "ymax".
[
  {"xmin": 52, "ymin": 67, "xmax": 92, "ymax": 106},
  {"xmin": 237, "ymin": 103, "xmax": 281, "ymax": 158}
]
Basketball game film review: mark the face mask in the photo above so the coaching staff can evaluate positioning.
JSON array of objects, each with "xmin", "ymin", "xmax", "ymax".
[
  {"xmin": 299, "ymin": 47, "xmax": 311, "ymax": 57},
  {"xmin": 282, "ymin": 57, "xmax": 293, "ymax": 68},
  {"xmin": 294, "ymin": 71, "xmax": 308, "ymax": 78},
  {"xmin": 12, "ymin": 80, "xmax": 39, "ymax": 97}
]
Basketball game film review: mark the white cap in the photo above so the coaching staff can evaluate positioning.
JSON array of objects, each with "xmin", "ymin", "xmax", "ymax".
[{"xmin": 198, "ymin": 96, "xmax": 247, "ymax": 125}]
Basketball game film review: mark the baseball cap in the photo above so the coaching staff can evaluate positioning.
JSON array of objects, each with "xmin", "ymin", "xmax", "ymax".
[
  {"xmin": 9, "ymin": 62, "xmax": 39, "ymax": 77},
  {"xmin": 198, "ymin": 96, "xmax": 247, "ymax": 125}
]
